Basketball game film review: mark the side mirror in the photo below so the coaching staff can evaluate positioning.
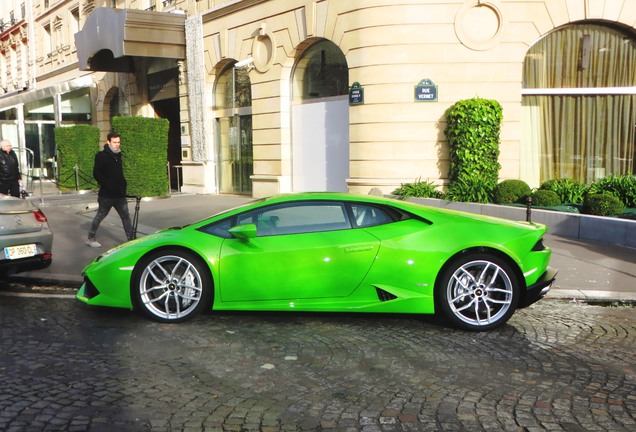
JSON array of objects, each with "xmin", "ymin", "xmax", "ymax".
[{"xmin": 228, "ymin": 223, "xmax": 257, "ymax": 240}]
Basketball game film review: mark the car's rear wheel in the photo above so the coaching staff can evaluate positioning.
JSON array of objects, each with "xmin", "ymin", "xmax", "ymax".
[
  {"xmin": 131, "ymin": 249, "xmax": 212, "ymax": 323},
  {"xmin": 436, "ymin": 253, "xmax": 520, "ymax": 331}
]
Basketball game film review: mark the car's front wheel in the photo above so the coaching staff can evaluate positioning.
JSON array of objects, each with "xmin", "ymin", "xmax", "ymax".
[
  {"xmin": 131, "ymin": 249, "xmax": 212, "ymax": 323},
  {"xmin": 436, "ymin": 253, "xmax": 520, "ymax": 331}
]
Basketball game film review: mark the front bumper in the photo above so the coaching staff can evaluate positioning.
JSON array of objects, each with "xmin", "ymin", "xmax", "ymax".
[{"xmin": 519, "ymin": 266, "xmax": 558, "ymax": 308}]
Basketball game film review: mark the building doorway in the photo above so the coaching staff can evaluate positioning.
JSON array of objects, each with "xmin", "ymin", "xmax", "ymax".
[
  {"xmin": 24, "ymin": 122, "xmax": 56, "ymax": 180},
  {"xmin": 214, "ymin": 63, "xmax": 253, "ymax": 195},
  {"xmin": 151, "ymin": 98, "xmax": 182, "ymax": 191}
]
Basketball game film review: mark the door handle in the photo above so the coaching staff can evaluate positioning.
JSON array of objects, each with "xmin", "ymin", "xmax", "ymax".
[{"xmin": 345, "ymin": 245, "xmax": 374, "ymax": 253}]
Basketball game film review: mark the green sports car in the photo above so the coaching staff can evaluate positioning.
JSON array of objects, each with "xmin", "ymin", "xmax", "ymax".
[{"xmin": 77, "ymin": 192, "xmax": 556, "ymax": 331}]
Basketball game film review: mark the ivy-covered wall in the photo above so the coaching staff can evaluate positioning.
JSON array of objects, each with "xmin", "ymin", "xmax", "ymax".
[{"xmin": 444, "ymin": 98, "xmax": 503, "ymax": 203}]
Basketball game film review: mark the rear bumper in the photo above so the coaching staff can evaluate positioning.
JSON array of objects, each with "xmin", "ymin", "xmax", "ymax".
[
  {"xmin": 520, "ymin": 266, "xmax": 558, "ymax": 308},
  {"xmin": 0, "ymin": 254, "xmax": 52, "ymax": 275}
]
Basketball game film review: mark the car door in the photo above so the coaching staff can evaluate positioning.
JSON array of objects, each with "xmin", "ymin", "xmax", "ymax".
[{"xmin": 218, "ymin": 201, "xmax": 380, "ymax": 302}]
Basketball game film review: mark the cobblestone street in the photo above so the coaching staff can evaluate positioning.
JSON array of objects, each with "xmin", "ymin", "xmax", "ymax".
[{"xmin": 0, "ymin": 293, "xmax": 634, "ymax": 432}]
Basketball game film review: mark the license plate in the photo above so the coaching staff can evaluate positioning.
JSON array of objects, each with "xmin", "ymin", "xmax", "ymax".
[{"xmin": 5, "ymin": 244, "xmax": 37, "ymax": 260}]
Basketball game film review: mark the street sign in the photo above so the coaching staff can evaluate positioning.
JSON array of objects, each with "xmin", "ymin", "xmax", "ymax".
[
  {"xmin": 349, "ymin": 82, "xmax": 364, "ymax": 105},
  {"xmin": 414, "ymin": 79, "xmax": 438, "ymax": 102}
]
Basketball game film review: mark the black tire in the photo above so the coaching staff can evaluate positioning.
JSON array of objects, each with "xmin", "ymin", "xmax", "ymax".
[
  {"xmin": 436, "ymin": 253, "xmax": 520, "ymax": 331},
  {"xmin": 131, "ymin": 248, "xmax": 212, "ymax": 323}
]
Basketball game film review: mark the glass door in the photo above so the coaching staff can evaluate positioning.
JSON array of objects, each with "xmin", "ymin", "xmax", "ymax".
[
  {"xmin": 217, "ymin": 114, "xmax": 253, "ymax": 194},
  {"xmin": 25, "ymin": 122, "xmax": 57, "ymax": 180}
]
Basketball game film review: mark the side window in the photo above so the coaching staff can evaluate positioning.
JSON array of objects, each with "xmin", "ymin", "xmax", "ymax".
[
  {"xmin": 350, "ymin": 204, "xmax": 394, "ymax": 228},
  {"xmin": 199, "ymin": 217, "xmax": 235, "ymax": 238},
  {"xmin": 239, "ymin": 202, "xmax": 351, "ymax": 236}
]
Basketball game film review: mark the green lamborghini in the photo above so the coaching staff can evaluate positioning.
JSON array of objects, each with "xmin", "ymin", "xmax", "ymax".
[{"xmin": 76, "ymin": 193, "xmax": 556, "ymax": 331}]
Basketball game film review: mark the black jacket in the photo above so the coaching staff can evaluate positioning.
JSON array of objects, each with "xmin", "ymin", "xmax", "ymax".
[
  {"xmin": 0, "ymin": 150, "xmax": 20, "ymax": 183},
  {"xmin": 93, "ymin": 144, "xmax": 127, "ymax": 198}
]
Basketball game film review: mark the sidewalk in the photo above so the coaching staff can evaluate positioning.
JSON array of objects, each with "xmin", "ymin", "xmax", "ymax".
[{"xmin": 10, "ymin": 190, "xmax": 636, "ymax": 304}]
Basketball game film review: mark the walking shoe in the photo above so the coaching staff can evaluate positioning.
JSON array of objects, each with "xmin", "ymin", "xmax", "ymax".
[{"xmin": 85, "ymin": 238, "xmax": 102, "ymax": 248}]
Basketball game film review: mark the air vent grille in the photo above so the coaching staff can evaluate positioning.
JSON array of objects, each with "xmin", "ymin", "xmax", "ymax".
[{"xmin": 376, "ymin": 287, "xmax": 397, "ymax": 302}]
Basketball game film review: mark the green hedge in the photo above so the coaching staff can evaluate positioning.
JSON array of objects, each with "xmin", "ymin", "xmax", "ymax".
[
  {"xmin": 112, "ymin": 116, "xmax": 169, "ymax": 198},
  {"xmin": 55, "ymin": 125, "xmax": 100, "ymax": 191}
]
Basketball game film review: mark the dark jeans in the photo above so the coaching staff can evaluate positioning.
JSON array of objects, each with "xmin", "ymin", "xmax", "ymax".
[
  {"xmin": 89, "ymin": 196, "xmax": 133, "ymax": 241},
  {"xmin": 0, "ymin": 181, "xmax": 20, "ymax": 198}
]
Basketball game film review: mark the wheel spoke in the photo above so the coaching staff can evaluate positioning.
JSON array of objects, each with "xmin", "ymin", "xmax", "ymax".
[
  {"xmin": 164, "ymin": 292, "xmax": 179, "ymax": 316},
  {"xmin": 141, "ymin": 283, "xmax": 168, "ymax": 296},
  {"xmin": 145, "ymin": 290, "xmax": 169, "ymax": 304},
  {"xmin": 176, "ymin": 290, "xmax": 200, "ymax": 301},
  {"xmin": 152, "ymin": 261, "xmax": 171, "ymax": 281},
  {"xmin": 455, "ymin": 267, "xmax": 477, "ymax": 286},
  {"xmin": 454, "ymin": 297, "xmax": 476, "ymax": 312},
  {"xmin": 484, "ymin": 297, "xmax": 510, "ymax": 305}
]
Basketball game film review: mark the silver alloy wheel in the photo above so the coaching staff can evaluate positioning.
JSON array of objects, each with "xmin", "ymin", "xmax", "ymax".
[
  {"xmin": 446, "ymin": 259, "xmax": 514, "ymax": 328},
  {"xmin": 138, "ymin": 254, "xmax": 204, "ymax": 321}
]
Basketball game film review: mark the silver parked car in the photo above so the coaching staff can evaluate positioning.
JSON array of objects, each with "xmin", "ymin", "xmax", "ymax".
[{"xmin": 0, "ymin": 196, "xmax": 53, "ymax": 278}]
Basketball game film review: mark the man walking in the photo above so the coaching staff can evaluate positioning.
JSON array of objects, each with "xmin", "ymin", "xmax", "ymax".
[
  {"xmin": 86, "ymin": 132, "xmax": 133, "ymax": 247},
  {"xmin": 0, "ymin": 140, "xmax": 22, "ymax": 197}
]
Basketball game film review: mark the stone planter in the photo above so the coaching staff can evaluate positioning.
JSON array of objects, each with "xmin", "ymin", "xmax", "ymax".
[{"xmin": 407, "ymin": 197, "xmax": 636, "ymax": 249}]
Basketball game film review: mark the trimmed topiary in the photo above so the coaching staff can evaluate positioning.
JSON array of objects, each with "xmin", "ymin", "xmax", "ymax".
[
  {"xmin": 531, "ymin": 189, "xmax": 561, "ymax": 207},
  {"xmin": 494, "ymin": 180, "xmax": 531, "ymax": 204},
  {"xmin": 582, "ymin": 194, "xmax": 625, "ymax": 216}
]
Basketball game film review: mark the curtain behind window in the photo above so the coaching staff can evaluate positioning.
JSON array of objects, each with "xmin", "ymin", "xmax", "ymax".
[{"xmin": 522, "ymin": 24, "xmax": 636, "ymax": 185}]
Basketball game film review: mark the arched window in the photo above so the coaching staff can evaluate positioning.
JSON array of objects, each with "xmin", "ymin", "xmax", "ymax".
[
  {"xmin": 290, "ymin": 40, "xmax": 350, "ymax": 192},
  {"xmin": 215, "ymin": 65, "xmax": 252, "ymax": 110},
  {"xmin": 522, "ymin": 24, "xmax": 636, "ymax": 186},
  {"xmin": 292, "ymin": 40, "xmax": 348, "ymax": 102}
]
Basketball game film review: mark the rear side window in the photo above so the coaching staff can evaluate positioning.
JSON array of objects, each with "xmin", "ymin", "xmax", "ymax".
[{"xmin": 349, "ymin": 203, "xmax": 395, "ymax": 228}]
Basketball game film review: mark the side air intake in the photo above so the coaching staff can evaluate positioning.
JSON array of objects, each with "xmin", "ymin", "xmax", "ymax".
[{"xmin": 376, "ymin": 287, "xmax": 397, "ymax": 302}]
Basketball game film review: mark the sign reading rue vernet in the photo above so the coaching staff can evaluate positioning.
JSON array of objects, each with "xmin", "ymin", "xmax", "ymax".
[
  {"xmin": 414, "ymin": 79, "xmax": 438, "ymax": 102},
  {"xmin": 349, "ymin": 82, "xmax": 364, "ymax": 105}
]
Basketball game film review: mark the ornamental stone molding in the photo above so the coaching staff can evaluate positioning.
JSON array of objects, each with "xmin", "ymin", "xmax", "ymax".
[
  {"xmin": 82, "ymin": 0, "xmax": 95, "ymax": 15},
  {"xmin": 454, "ymin": 0, "xmax": 504, "ymax": 51}
]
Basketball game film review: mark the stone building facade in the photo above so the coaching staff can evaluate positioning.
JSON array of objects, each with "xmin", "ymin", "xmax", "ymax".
[{"xmin": 1, "ymin": 0, "xmax": 634, "ymax": 197}]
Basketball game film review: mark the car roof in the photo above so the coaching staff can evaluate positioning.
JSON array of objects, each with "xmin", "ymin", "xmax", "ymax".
[{"xmin": 260, "ymin": 192, "xmax": 391, "ymax": 205}]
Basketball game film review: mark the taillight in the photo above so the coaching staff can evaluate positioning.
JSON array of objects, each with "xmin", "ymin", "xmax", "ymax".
[
  {"xmin": 33, "ymin": 209, "xmax": 48, "ymax": 223},
  {"xmin": 532, "ymin": 238, "xmax": 546, "ymax": 251}
]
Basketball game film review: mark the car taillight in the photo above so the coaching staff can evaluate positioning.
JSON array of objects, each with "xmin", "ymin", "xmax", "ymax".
[
  {"xmin": 532, "ymin": 238, "xmax": 546, "ymax": 251},
  {"xmin": 33, "ymin": 209, "xmax": 48, "ymax": 223}
]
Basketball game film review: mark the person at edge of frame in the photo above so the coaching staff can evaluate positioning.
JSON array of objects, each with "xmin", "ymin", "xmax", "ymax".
[{"xmin": 0, "ymin": 140, "xmax": 22, "ymax": 198}]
